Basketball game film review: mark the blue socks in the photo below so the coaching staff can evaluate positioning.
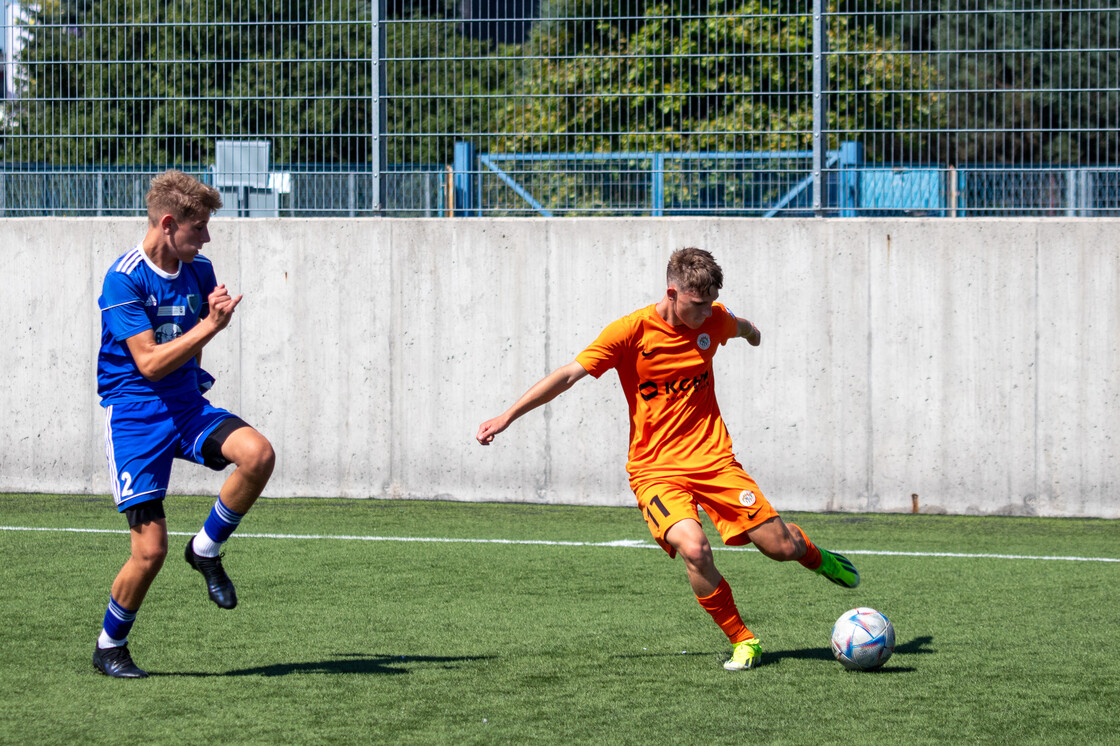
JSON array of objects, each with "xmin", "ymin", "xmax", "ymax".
[
  {"xmin": 192, "ymin": 498, "xmax": 244, "ymax": 557},
  {"xmin": 98, "ymin": 596, "xmax": 136, "ymax": 648}
]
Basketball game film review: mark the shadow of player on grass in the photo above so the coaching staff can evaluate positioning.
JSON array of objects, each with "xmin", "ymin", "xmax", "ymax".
[
  {"xmin": 767, "ymin": 634, "xmax": 933, "ymax": 671},
  {"xmin": 162, "ymin": 652, "xmax": 493, "ymax": 677},
  {"xmin": 612, "ymin": 635, "xmax": 934, "ymax": 671}
]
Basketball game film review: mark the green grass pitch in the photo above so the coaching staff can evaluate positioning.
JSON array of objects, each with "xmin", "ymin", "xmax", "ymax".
[{"xmin": 1, "ymin": 493, "xmax": 1118, "ymax": 745}]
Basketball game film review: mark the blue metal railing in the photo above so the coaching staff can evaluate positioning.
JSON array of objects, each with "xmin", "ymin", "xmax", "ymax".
[{"xmin": 2, "ymin": 152, "xmax": 1118, "ymax": 216}]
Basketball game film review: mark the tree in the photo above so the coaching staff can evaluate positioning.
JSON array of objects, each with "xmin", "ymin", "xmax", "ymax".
[
  {"xmin": 8, "ymin": 0, "xmax": 377, "ymax": 166},
  {"xmin": 383, "ymin": 6, "xmax": 515, "ymax": 165},
  {"xmin": 492, "ymin": 0, "xmax": 941, "ymax": 156},
  {"xmin": 481, "ymin": 0, "xmax": 941, "ymax": 212},
  {"xmin": 5, "ymin": 0, "xmax": 514, "ymax": 169},
  {"xmin": 931, "ymin": 0, "xmax": 1120, "ymax": 166}
]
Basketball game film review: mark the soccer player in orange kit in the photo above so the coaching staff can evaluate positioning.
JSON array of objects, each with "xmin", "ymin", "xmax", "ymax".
[{"xmin": 476, "ymin": 247, "xmax": 858, "ymax": 670}]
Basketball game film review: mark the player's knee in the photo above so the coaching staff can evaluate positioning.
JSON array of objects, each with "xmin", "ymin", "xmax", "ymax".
[
  {"xmin": 237, "ymin": 436, "xmax": 275, "ymax": 481},
  {"xmin": 677, "ymin": 537, "xmax": 715, "ymax": 571},
  {"xmin": 132, "ymin": 543, "xmax": 167, "ymax": 571}
]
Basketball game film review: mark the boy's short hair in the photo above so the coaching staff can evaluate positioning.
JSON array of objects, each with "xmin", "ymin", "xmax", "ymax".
[
  {"xmin": 146, "ymin": 170, "xmax": 223, "ymax": 225},
  {"xmin": 667, "ymin": 247, "xmax": 723, "ymax": 295}
]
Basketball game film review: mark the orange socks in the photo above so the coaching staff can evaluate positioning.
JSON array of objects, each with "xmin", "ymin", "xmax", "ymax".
[
  {"xmin": 696, "ymin": 578, "xmax": 754, "ymax": 643},
  {"xmin": 789, "ymin": 522, "xmax": 823, "ymax": 570},
  {"xmin": 695, "ymin": 525, "xmax": 824, "ymax": 643}
]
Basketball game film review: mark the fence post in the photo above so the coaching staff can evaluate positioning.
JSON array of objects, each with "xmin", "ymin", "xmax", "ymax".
[
  {"xmin": 651, "ymin": 153, "xmax": 665, "ymax": 216},
  {"xmin": 1067, "ymin": 168, "xmax": 1091, "ymax": 216},
  {"xmin": 371, "ymin": 0, "xmax": 386, "ymax": 214},
  {"xmin": 453, "ymin": 142, "xmax": 476, "ymax": 216},
  {"xmin": 838, "ymin": 141, "xmax": 863, "ymax": 216},
  {"xmin": 445, "ymin": 165, "xmax": 454, "ymax": 217},
  {"xmin": 811, "ymin": 0, "xmax": 828, "ymax": 216},
  {"xmin": 1064, "ymin": 168, "xmax": 1093, "ymax": 217},
  {"xmin": 947, "ymin": 167, "xmax": 958, "ymax": 217},
  {"xmin": 1066, "ymin": 169, "xmax": 1077, "ymax": 217}
]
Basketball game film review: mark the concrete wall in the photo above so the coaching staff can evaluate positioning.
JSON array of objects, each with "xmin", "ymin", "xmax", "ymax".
[{"xmin": 1, "ymin": 218, "xmax": 1117, "ymax": 517}]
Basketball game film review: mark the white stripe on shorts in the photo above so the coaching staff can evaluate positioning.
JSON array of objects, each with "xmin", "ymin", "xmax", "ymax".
[{"xmin": 104, "ymin": 405, "xmax": 120, "ymax": 506}]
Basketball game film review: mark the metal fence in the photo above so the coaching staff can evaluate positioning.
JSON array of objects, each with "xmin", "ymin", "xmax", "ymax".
[{"xmin": 1, "ymin": 0, "xmax": 1117, "ymax": 216}]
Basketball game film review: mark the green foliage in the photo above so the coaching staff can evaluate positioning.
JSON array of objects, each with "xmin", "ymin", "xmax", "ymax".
[
  {"xmin": 6, "ymin": 0, "xmax": 1116, "ymax": 176},
  {"xmin": 384, "ymin": 11, "xmax": 515, "ymax": 165},
  {"xmin": 13, "ymin": 0, "xmax": 376, "ymax": 165},
  {"xmin": 10, "ymin": 0, "xmax": 513, "ymax": 167},
  {"xmin": 932, "ymin": 2, "xmax": 1120, "ymax": 165},
  {"xmin": 494, "ymin": 0, "xmax": 942, "ymax": 158},
  {"xmin": 483, "ymin": 0, "xmax": 941, "ymax": 213}
]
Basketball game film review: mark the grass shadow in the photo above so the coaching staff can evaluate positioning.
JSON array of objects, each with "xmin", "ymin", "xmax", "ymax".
[
  {"xmin": 611, "ymin": 635, "xmax": 934, "ymax": 671},
  {"xmin": 611, "ymin": 650, "xmax": 722, "ymax": 660},
  {"xmin": 159, "ymin": 652, "xmax": 493, "ymax": 677},
  {"xmin": 765, "ymin": 635, "xmax": 934, "ymax": 672},
  {"xmin": 895, "ymin": 635, "xmax": 934, "ymax": 655}
]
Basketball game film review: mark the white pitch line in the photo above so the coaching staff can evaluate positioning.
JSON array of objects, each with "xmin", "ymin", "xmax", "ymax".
[{"xmin": 1, "ymin": 525, "xmax": 1118, "ymax": 563}]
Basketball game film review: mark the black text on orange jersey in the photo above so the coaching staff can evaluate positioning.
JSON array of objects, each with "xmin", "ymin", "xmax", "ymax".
[{"xmin": 638, "ymin": 370, "xmax": 711, "ymax": 401}]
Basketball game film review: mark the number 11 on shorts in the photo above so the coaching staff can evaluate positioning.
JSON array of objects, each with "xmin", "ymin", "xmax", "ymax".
[{"xmin": 645, "ymin": 494, "xmax": 670, "ymax": 528}]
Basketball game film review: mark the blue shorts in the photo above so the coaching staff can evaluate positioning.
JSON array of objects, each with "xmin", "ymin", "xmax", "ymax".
[{"xmin": 103, "ymin": 397, "xmax": 238, "ymax": 510}]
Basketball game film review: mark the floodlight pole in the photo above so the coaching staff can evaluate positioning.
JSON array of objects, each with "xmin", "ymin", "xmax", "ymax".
[{"xmin": 811, "ymin": 0, "xmax": 827, "ymax": 216}]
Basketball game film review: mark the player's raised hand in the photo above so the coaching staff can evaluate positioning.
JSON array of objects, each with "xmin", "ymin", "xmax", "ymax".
[{"xmin": 207, "ymin": 284, "xmax": 243, "ymax": 330}]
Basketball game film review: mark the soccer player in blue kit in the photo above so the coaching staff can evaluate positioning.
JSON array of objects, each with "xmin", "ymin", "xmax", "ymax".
[{"xmin": 93, "ymin": 170, "xmax": 275, "ymax": 678}]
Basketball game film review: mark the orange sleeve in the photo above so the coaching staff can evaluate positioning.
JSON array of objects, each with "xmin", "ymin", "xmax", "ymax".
[
  {"xmin": 713, "ymin": 303, "xmax": 739, "ymax": 346},
  {"xmin": 575, "ymin": 315, "xmax": 634, "ymax": 379}
]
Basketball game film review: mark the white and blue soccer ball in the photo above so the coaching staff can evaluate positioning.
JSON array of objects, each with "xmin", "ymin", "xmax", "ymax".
[{"xmin": 830, "ymin": 607, "xmax": 895, "ymax": 671}]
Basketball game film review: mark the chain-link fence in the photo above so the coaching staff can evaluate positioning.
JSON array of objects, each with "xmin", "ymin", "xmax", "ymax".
[{"xmin": 1, "ymin": 0, "xmax": 1117, "ymax": 216}]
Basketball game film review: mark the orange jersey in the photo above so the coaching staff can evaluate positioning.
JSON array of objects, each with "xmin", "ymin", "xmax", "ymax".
[{"xmin": 576, "ymin": 303, "xmax": 740, "ymax": 481}]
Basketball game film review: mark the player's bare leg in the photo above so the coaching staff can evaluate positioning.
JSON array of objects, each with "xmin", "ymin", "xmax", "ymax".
[
  {"xmin": 665, "ymin": 520, "xmax": 760, "ymax": 670},
  {"xmin": 111, "ymin": 519, "xmax": 169, "ymax": 610},
  {"xmin": 94, "ymin": 520, "xmax": 168, "ymax": 678},
  {"xmin": 185, "ymin": 426, "xmax": 275, "ymax": 609},
  {"xmin": 749, "ymin": 516, "xmax": 859, "ymax": 588},
  {"xmin": 665, "ymin": 519, "xmax": 723, "ymax": 596},
  {"xmin": 217, "ymin": 426, "xmax": 275, "ymax": 513},
  {"xmin": 745, "ymin": 516, "xmax": 804, "ymax": 561}
]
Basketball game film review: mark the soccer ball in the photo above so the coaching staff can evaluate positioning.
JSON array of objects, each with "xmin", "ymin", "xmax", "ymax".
[{"xmin": 830, "ymin": 607, "xmax": 895, "ymax": 671}]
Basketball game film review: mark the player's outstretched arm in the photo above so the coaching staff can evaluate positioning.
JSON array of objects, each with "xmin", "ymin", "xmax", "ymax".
[
  {"xmin": 126, "ymin": 285, "xmax": 242, "ymax": 381},
  {"xmin": 737, "ymin": 317, "xmax": 761, "ymax": 346},
  {"xmin": 476, "ymin": 360, "xmax": 590, "ymax": 445}
]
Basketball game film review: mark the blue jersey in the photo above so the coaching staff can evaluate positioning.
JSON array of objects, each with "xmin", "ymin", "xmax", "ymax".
[{"xmin": 97, "ymin": 245, "xmax": 217, "ymax": 405}]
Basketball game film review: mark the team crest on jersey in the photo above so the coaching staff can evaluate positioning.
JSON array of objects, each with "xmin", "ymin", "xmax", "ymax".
[
  {"xmin": 697, "ymin": 333, "xmax": 711, "ymax": 350},
  {"xmin": 187, "ymin": 294, "xmax": 201, "ymax": 314},
  {"xmin": 738, "ymin": 490, "xmax": 756, "ymax": 507}
]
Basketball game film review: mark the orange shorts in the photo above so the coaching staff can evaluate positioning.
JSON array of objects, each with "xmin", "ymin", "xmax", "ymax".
[{"xmin": 631, "ymin": 461, "xmax": 779, "ymax": 558}]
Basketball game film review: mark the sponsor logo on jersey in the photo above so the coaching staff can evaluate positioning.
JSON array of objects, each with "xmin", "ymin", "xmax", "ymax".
[
  {"xmin": 154, "ymin": 322, "xmax": 184, "ymax": 344},
  {"xmin": 638, "ymin": 370, "xmax": 711, "ymax": 401},
  {"xmin": 145, "ymin": 295, "xmax": 158, "ymax": 307},
  {"xmin": 157, "ymin": 305, "xmax": 185, "ymax": 317}
]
